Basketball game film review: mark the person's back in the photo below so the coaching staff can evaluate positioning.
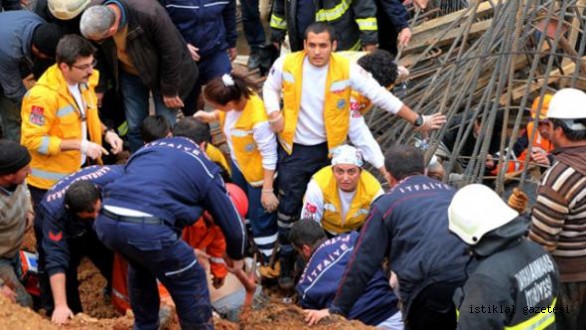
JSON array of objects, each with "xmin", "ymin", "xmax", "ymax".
[
  {"xmin": 450, "ymin": 184, "xmax": 559, "ymax": 329},
  {"xmin": 330, "ymin": 146, "xmax": 468, "ymax": 330},
  {"xmin": 374, "ymin": 175, "xmax": 468, "ymax": 301},
  {"xmin": 298, "ymin": 231, "xmax": 399, "ymax": 326}
]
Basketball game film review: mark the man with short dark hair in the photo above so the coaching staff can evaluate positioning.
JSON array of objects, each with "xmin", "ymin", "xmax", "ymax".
[
  {"xmin": 140, "ymin": 115, "xmax": 172, "ymax": 144},
  {"xmin": 38, "ymin": 165, "xmax": 123, "ymax": 325},
  {"xmin": 21, "ymin": 34, "xmax": 123, "ymax": 205},
  {"xmin": 328, "ymin": 145, "xmax": 469, "ymax": 329},
  {"xmin": 0, "ymin": 10, "xmax": 62, "ymax": 141},
  {"xmin": 0, "ymin": 140, "xmax": 34, "ymax": 307},
  {"xmin": 263, "ymin": 22, "xmax": 446, "ymax": 288},
  {"xmin": 173, "ymin": 117, "xmax": 232, "ymax": 177},
  {"xmin": 528, "ymin": 88, "xmax": 586, "ymax": 330},
  {"xmin": 291, "ymin": 219, "xmax": 403, "ymax": 328}
]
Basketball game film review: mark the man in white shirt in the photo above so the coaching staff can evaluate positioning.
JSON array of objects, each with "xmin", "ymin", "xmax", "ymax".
[
  {"xmin": 301, "ymin": 145, "xmax": 383, "ymax": 237},
  {"xmin": 263, "ymin": 22, "xmax": 446, "ymax": 289}
]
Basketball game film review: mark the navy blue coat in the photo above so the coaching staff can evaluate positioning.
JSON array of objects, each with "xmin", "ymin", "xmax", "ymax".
[
  {"xmin": 0, "ymin": 10, "xmax": 44, "ymax": 100},
  {"xmin": 40, "ymin": 165, "xmax": 124, "ymax": 276},
  {"xmin": 159, "ymin": 0, "xmax": 237, "ymax": 58},
  {"xmin": 331, "ymin": 175, "xmax": 470, "ymax": 317},
  {"xmin": 298, "ymin": 232, "xmax": 399, "ymax": 326},
  {"xmin": 102, "ymin": 136, "xmax": 247, "ymax": 260}
]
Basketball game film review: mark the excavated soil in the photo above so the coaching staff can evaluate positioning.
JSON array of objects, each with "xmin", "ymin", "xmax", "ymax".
[{"xmin": 10, "ymin": 236, "xmax": 372, "ymax": 329}]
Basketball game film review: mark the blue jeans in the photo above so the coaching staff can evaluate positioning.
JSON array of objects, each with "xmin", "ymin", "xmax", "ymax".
[
  {"xmin": 240, "ymin": 0, "xmax": 266, "ymax": 50},
  {"xmin": 119, "ymin": 71, "xmax": 179, "ymax": 152},
  {"xmin": 230, "ymin": 161, "xmax": 278, "ymax": 261},
  {"xmin": 95, "ymin": 215, "xmax": 212, "ymax": 330},
  {"xmin": 183, "ymin": 51, "xmax": 232, "ymax": 116}
]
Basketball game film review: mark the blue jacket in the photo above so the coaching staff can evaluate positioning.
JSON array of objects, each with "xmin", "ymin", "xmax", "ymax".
[
  {"xmin": 0, "ymin": 10, "xmax": 44, "ymax": 100},
  {"xmin": 331, "ymin": 175, "xmax": 470, "ymax": 318},
  {"xmin": 298, "ymin": 232, "xmax": 399, "ymax": 326},
  {"xmin": 40, "ymin": 165, "xmax": 124, "ymax": 276},
  {"xmin": 102, "ymin": 136, "xmax": 246, "ymax": 260},
  {"xmin": 159, "ymin": 0, "xmax": 237, "ymax": 58}
]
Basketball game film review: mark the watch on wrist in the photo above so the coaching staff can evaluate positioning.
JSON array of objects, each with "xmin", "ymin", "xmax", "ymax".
[{"xmin": 414, "ymin": 114, "xmax": 424, "ymax": 127}]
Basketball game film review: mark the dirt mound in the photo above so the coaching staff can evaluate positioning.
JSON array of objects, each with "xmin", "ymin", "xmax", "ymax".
[{"xmin": 240, "ymin": 299, "xmax": 373, "ymax": 330}]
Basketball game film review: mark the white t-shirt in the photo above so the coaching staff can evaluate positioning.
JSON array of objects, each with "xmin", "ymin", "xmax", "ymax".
[
  {"xmin": 67, "ymin": 83, "xmax": 87, "ymax": 166},
  {"xmin": 301, "ymin": 178, "xmax": 384, "ymax": 233}
]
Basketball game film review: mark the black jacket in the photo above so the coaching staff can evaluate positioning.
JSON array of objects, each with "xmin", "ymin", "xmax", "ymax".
[
  {"xmin": 99, "ymin": 0, "xmax": 198, "ymax": 99},
  {"xmin": 270, "ymin": 0, "xmax": 378, "ymax": 51},
  {"xmin": 454, "ymin": 218, "xmax": 559, "ymax": 329}
]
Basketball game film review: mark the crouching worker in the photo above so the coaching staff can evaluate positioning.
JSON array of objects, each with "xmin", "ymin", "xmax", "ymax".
[
  {"xmin": 95, "ymin": 135, "xmax": 247, "ymax": 329},
  {"xmin": 292, "ymin": 219, "xmax": 403, "ymax": 329},
  {"xmin": 301, "ymin": 145, "xmax": 383, "ymax": 236},
  {"xmin": 449, "ymin": 184, "xmax": 559, "ymax": 329},
  {"xmin": 39, "ymin": 165, "xmax": 123, "ymax": 325},
  {"xmin": 0, "ymin": 140, "xmax": 34, "ymax": 308}
]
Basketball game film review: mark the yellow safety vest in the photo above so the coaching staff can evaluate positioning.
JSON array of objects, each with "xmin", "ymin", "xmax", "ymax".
[
  {"xmin": 205, "ymin": 143, "xmax": 232, "ymax": 177},
  {"xmin": 21, "ymin": 64, "xmax": 103, "ymax": 190},
  {"xmin": 312, "ymin": 165, "xmax": 381, "ymax": 234},
  {"xmin": 218, "ymin": 94, "xmax": 267, "ymax": 186},
  {"xmin": 280, "ymin": 51, "xmax": 352, "ymax": 155}
]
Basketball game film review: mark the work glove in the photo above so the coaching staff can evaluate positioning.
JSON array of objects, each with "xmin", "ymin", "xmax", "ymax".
[
  {"xmin": 81, "ymin": 140, "xmax": 108, "ymax": 160},
  {"xmin": 508, "ymin": 187, "xmax": 529, "ymax": 213}
]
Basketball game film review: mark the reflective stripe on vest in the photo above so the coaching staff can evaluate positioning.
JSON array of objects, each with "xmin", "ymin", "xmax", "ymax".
[
  {"xmin": 270, "ymin": 14, "xmax": 287, "ymax": 30},
  {"xmin": 31, "ymin": 168, "xmax": 68, "ymax": 181},
  {"xmin": 356, "ymin": 17, "xmax": 377, "ymax": 31},
  {"xmin": 504, "ymin": 298, "xmax": 557, "ymax": 330},
  {"xmin": 315, "ymin": 0, "xmax": 352, "ymax": 21}
]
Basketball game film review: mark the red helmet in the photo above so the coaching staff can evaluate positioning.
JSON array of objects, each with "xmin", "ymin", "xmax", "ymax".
[{"xmin": 226, "ymin": 183, "xmax": 248, "ymax": 220}]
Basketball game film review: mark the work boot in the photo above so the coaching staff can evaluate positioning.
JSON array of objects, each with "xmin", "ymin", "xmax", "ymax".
[
  {"xmin": 247, "ymin": 50, "xmax": 261, "ymax": 71},
  {"xmin": 278, "ymin": 254, "xmax": 295, "ymax": 290}
]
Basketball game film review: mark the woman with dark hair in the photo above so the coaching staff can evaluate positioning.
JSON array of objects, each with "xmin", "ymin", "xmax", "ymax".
[{"xmin": 195, "ymin": 73, "xmax": 279, "ymax": 264}]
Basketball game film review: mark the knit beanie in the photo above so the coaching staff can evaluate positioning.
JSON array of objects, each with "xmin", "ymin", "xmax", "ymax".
[
  {"xmin": 32, "ymin": 23, "xmax": 63, "ymax": 57},
  {"xmin": 0, "ymin": 140, "xmax": 31, "ymax": 175}
]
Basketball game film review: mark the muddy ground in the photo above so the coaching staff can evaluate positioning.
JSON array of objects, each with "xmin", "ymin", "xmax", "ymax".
[{"xmin": 10, "ymin": 230, "xmax": 371, "ymax": 329}]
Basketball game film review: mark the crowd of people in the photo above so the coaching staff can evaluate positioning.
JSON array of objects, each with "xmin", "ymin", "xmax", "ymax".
[{"xmin": 1, "ymin": 0, "xmax": 585, "ymax": 329}]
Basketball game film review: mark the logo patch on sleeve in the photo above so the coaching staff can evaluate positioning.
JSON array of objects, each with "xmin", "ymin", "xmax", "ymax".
[{"xmin": 29, "ymin": 106, "xmax": 45, "ymax": 126}]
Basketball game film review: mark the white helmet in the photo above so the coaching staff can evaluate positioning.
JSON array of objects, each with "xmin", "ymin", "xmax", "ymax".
[
  {"xmin": 48, "ymin": 0, "xmax": 91, "ymax": 20},
  {"xmin": 448, "ymin": 184, "xmax": 518, "ymax": 245},
  {"xmin": 547, "ymin": 88, "xmax": 586, "ymax": 120}
]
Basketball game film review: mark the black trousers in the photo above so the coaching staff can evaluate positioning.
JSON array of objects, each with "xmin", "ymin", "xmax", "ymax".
[{"xmin": 406, "ymin": 281, "xmax": 463, "ymax": 330}]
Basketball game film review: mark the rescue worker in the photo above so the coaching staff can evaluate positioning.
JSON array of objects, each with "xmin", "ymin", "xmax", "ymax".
[
  {"xmin": 159, "ymin": 0, "xmax": 237, "ymax": 116},
  {"xmin": 263, "ymin": 22, "xmax": 446, "ymax": 289},
  {"xmin": 94, "ymin": 135, "xmax": 247, "ymax": 329},
  {"xmin": 79, "ymin": 0, "xmax": 198, "ymax": 152},
  {"xmin": 449, "ymin": 184, "xmax": 559, "ymax": 329},
  {"xmin": 527, "ymin": 88, "xmax": 586, "ymax": 330},
  {"xmin": 196, "ymin": 73, "xmax": 279, "ymax": 263},
  {"xmin": 0, "ymin": 140, "xmax": 34, "ymax": 308},
  {"xmin": 39, "ymin": 165, "xmax": 122, "ymax": 324},
  {"xmin": 329, "ymin": 145, "xmax": 469, "ymax": 330},
  {"xmin": 21, "ymin": 34, "xmax": 123, "ymax": 206},
  {"xmin": 300, "ymin": 145, "xmax": 383, "ymax": 236},
  {"xmin": 0, "ymin": 10, "xmax": 62, "ymax": 141},
  {"xmin": 489, "ymin": 95, "xmax": 554, "ymax": 175},
  {"xmin": 292, "ymin": 219, "xmax": 403, "ymax": 329},
  {"xmin": 270, "ymin": 0, "xmax": 378, "ymax": 51}
]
